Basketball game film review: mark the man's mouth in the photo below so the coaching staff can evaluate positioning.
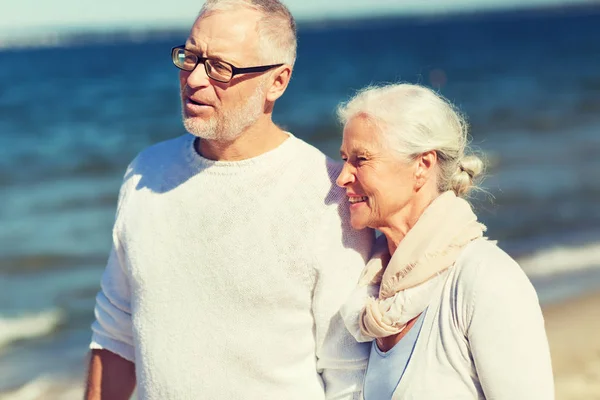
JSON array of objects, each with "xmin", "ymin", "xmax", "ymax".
[{"xmin": 187, "ymin": 98, "xmax": 210, "ymax": 107}]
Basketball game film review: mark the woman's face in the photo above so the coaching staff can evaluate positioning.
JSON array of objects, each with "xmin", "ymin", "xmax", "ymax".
[{"xmin": 336, "ymin": 116, "xmax": 418, "ymax": 231}]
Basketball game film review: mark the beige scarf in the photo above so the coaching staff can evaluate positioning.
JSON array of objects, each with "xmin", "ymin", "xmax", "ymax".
[{"xmin": 355, "ymin": 191, "xmax": 485, "ymax": 339}]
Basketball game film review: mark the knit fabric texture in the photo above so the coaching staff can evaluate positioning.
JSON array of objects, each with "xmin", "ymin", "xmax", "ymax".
[{"xmin": 90, "ymin": 133, "xmax": 374, "ymax": 400}]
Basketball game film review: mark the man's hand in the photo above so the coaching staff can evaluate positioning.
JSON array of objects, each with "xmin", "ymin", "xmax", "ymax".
[{"xmin": 85, "ymin": 349, "xmax": 136, "ymax": 400}]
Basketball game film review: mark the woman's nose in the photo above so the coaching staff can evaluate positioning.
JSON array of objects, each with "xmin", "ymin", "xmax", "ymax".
[{"xmin": 336, "ymin": 163, "xmax": 355, "ymax": 188}]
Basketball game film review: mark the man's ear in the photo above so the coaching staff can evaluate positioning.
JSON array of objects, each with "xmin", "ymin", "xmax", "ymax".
[{"xmin": 266, "ymin": 65, "xmax": 292, "ymax": 102}]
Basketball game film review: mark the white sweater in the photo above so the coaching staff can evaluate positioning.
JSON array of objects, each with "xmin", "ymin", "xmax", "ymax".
[
  {"xmin": 90, "ymin": 133, "xmax": 374, "ymax": 400},
  {"xmin": 382, "ymin": 239, "xmax": 554, "ymax": 400}
]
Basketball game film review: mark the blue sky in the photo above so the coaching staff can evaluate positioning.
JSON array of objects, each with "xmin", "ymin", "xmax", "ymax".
[{"xmin": 1, "ymin": 0, "xmax": 593, "ymax": 36}]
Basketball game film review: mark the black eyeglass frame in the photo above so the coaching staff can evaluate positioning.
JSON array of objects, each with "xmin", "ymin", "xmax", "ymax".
[{"xmin": 171, "ymin": 45, "xmax": 284, "ymax": 83}]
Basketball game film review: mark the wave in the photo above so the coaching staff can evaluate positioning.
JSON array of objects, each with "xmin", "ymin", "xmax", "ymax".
[
  {"xmin": 517, "ymin": 241, "xmax": 600, "ymax": 278},
  {"xmin": 0, "ymin": 310, "xmax": 64, "ymax": 351},
  {"xmin": 0, "ymin": 375, "xmax": 84, "ymax": 400}
]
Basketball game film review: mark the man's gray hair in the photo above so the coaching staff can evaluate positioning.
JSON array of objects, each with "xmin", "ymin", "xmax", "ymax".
[{"xmin": 199, "ymin": 0, "xmax": 297, "ymax": 67}]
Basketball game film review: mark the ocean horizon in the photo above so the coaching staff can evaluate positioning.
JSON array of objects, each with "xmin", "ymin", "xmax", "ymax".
[{"xmin": 1, "ymin": 2, "xmax": 599, "ymax": 48}]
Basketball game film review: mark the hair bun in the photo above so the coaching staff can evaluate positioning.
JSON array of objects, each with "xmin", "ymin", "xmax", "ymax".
[
  {"xmin": 451, "ymin": 155, "xmax": 484, "ymax": 196},
  {"xmin": 458, "ymin": 155, "xmax": 484, "ymax": 180}
]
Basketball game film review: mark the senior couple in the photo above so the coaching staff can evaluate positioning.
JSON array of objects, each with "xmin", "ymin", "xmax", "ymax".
[{"xmin": 85, "ymin": 1, "xmax": 554, "ymax": 399}]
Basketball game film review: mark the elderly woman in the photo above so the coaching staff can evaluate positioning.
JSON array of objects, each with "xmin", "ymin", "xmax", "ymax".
[{"xmin": 337, "ymin": 84, "xmax": 554, "ymax": 400}]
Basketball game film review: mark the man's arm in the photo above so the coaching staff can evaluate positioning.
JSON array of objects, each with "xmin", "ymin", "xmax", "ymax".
[
  {"xmin": 87, "ymin": 240, "xmax": 137, "ymax": 397},
  {"xmin": 87, "ymin": 168, "xmax": 138, "ymax": 397},
  {"xmin": 85, "ymin": 349, "xmax": 136, "ymax": 400}
]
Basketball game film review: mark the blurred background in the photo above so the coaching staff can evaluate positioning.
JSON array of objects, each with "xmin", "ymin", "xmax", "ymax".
[{"xmin": 1, "ymin": 0, "xmax": 599, "ymax": 398}]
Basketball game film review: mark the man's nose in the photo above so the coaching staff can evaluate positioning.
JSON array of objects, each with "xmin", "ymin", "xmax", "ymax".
[{"xmin": 183, "ymin": 63, "xmax": 210, "ymax": 88}]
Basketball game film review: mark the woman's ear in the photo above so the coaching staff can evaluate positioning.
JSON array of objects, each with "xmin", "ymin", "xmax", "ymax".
[{"xmin": 415, "ymin": 151, "xmax": 438, "ymax": 189}]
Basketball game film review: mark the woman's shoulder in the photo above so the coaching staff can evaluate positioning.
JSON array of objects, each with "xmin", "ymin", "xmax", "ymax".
[
  {"xmin": 450, "ymin": 238, "xmax": 539, "ymax": 309},
  {"xmin": 456, "ymin": 238, "xmax": 520, "ymax": 276}
]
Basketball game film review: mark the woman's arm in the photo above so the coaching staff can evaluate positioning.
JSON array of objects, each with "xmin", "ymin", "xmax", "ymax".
[{"xmin": 466, "ymin": 248, "xmax": 554, "ymax": 399}]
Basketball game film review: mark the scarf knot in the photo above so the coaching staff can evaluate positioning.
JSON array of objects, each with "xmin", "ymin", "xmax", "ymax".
[{"xmin": 344, "ymin": 191, "xmax": 485, "ymax": 341}]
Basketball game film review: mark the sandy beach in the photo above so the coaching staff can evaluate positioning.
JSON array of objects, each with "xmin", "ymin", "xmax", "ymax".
[
  {"xmin": 544, "ymin": 290, "xmax": 600, "ymax": 400},
  {"xmin": 0, "ymin": 289, "xmax": 598, "ymax": 400}
]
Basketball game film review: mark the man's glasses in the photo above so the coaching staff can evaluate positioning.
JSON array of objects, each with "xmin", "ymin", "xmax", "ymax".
[{"xmin": 171, "ymin": 46, "xmax": 284, "ymax": 83}]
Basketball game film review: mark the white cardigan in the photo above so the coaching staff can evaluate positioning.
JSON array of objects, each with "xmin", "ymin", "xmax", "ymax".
[{"xmin": 364, "ymin": 239, "xmax": 554, "ymax": 400}]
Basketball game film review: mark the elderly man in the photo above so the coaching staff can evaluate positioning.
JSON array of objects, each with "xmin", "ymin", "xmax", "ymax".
[{"xmin": 85, "ymin": 1, "xmax": 373, "ymax": 399}]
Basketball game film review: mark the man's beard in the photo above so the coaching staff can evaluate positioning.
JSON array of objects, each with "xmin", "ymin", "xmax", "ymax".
[{"xmin": 182, "ymin": 84, "xmax": 266, "ymax": 142}]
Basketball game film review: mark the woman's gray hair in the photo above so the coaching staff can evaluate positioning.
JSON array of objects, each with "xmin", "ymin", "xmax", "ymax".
[
  {"xmin": 337, "ymin": 83, "xmax": 485, "ymax": 197},
  {"xmin": 199, "ymin": 0, "xmax": 297, "ymax": 67}
]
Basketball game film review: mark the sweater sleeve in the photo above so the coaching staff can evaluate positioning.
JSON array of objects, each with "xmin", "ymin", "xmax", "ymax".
[
  {"xmin": 466, "ymin": 247, "xmax": 554, "ymax": 400},
  {"xmin": 89, "ymin": 170, "xmax": 136, "ymax": 363},
  {"xmin": 312, "ymin": 199, "xmax": 374, "ymax": 400},
  {"xmin": 90, "ymin": 239, "xmax": 135, "ymax": 362}
]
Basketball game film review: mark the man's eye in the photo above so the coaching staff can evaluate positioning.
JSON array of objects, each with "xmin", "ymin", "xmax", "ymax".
[{"xmin": 213, "ymin": 61, "xmax": 228, "ymax": 71}]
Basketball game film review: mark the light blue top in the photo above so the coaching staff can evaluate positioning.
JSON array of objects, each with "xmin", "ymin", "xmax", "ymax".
[{"xmin": 363, "ymin": 310, "xmax": 427, "ymax": 400}]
